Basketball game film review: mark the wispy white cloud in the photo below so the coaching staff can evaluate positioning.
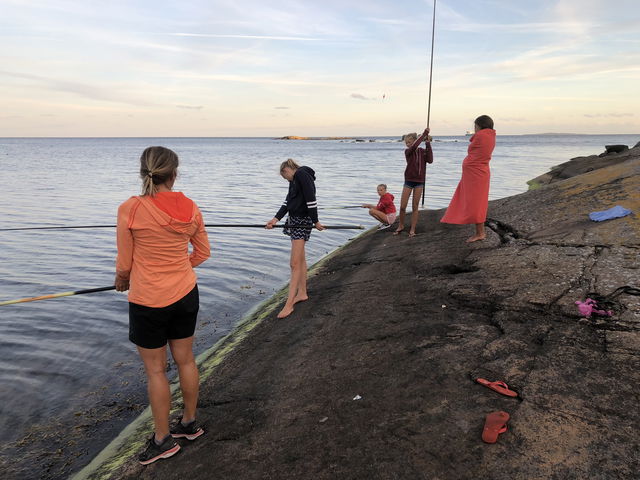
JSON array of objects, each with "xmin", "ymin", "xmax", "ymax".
[
  {"xmin": 351, "ymin": 93, "xmax": 375, "ymax": 101},
  {"xmin": 0, "ymin": 70, "xmax": 153, "ymax": 106},
  {"xmin": 584, "ymin": 113, "xmax": 634, "ymax": 118},
  {"xmin": 445, "ymin": 21, "xmax": 595, "ymax": 34},
  {"xmin": 169, "ymin": 33, "xmax": 323, "ymax": 41},
  {"xmin": 361, "ymin": 17, "xmax": 414, "ymax": 26},
  {"xmin": 176, "ymin": 105, "xmax": 203, "ymax": 110},
  {"xmin": 169, "ymin": 71, "xmax": 352, "ymax": 88}
]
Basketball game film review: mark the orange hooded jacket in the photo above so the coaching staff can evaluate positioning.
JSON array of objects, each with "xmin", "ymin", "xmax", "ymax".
[{"xmin": 116, "ymin": 192, "xmax": 210, "ymax": 308}]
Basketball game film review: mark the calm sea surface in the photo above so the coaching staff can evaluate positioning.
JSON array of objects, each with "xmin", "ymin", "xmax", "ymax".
[{"xmin": 0, "ymin": 134, "xmax": 637, "ymax": 477}]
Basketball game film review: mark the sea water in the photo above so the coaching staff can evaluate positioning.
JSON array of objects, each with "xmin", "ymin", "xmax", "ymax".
[{"xmin": 0, "ymin": 134, "xmax": 637, "ymax": 476}]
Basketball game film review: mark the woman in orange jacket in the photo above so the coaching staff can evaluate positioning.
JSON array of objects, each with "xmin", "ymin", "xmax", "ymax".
[{"xmin": 115, "ymin": 146, "xmax": 210, "ymax": 465}]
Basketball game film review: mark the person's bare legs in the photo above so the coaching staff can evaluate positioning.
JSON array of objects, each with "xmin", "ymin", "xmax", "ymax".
[
  {"xmin": 394, "ymin": 187, "xmax": 411, "ymax": 234},
  {"xmin": 368, "ymin": 208, "xmax": 389, "ymax": 224},
  {"xmin": 466, "ymin": 222, "xmax": 486, "ymax": 243},
  {"xmin": 137, "ymin": 345, "xmax": 170, "ymax": 441},
  {"xmin": 278, "ymin": 239, "xmax": 307, "ymax": 318},
  {"xmin": 168, "ymin": 336, "xmax": 198, "ymax": 424},
  {"xmin": 295, "ymin": 247, "xmax": 308, "ymax": 305},
  {"xmin": 409, "ymin": 186, "xmax": 423, "ymax": 237}
]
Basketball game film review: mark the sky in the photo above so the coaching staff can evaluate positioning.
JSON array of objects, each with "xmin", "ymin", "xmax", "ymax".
[{"xmin": 1, "ymin": 0, "xmax": 639, "ymax": 136}]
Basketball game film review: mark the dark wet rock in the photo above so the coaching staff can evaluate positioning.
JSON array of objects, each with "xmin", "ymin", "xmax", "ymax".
[
  {"xmin": 602, "ymin": 144, "xmax": 629, "ymax": 155},
  {"xmin": 95, "ymin": 153, "xmax": 638, "ymax": 480},
  {"xmin": 528, "ymin": 144, "xmax": 640, "ymax": 189}
]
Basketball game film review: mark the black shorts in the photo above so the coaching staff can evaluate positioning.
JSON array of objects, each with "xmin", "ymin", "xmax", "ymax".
[
  {"xmin": 283, "ymin": 215, "xmax": 313, "ymax": 241},
  {"xmin": 129, "ymin": 285, "xmax": 199, "ymax": 349}
]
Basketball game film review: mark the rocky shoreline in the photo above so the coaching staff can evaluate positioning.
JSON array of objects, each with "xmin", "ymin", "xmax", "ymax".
[
  {"xmin": 276, "ymin": 136, "xmax": 390, "ymax": 142},
  {"xmin": 68, "ymin": 144, "xmax": 640, "ymax": 479}
]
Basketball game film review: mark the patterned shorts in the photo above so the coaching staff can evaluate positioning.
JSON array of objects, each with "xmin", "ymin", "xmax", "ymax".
[{"xmin": 283, "ymin": 216, "xmax": 313, "ymax": 241}]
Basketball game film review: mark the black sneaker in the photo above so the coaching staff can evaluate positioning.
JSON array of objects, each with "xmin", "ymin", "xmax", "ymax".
[
  {"xmin": 171, "ymin": 419, "xmax": 205, "ymax": 440},
  {"xmin": 138, "ymin": 434, "xmax": 181, "ymax": 465}
]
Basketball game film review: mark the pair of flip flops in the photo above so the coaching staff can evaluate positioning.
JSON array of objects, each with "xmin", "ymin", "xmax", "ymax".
[{"xmin": 476, "ymin": 378, "xmax": 518, "ymax": 444}]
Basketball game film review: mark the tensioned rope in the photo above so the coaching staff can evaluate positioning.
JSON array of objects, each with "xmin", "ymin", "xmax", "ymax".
[{"xmin": 0, "ymin": 224, "xmax": 364, "ymax": 232}]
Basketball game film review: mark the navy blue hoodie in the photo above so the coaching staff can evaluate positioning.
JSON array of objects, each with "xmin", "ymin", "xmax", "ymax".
[{"xmin": 275, "ymin": 166, "xmax": 318, "ymax": 223}]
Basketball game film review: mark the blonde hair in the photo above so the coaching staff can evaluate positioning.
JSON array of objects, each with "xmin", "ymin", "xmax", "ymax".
[
  {"xmin": 139, "ymin": 146, "xmax": 179, "ymax": 196},
  {"xmin": 403, "ymin": 132, "xmax": 418, "ymax": 142},
  {"xmin": 279, "ymin": 158, "xmax": 300, "ymax": 172}
]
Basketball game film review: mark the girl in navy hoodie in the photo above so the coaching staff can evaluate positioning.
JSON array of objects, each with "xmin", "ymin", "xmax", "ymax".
[{"xmin": 266, "ymin": 159, "xmax": 325, "ymax": 318}]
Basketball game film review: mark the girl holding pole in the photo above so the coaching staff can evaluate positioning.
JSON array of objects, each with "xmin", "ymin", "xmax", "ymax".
[{"xmin": 394, "ymin": 128, "xmax": 433, "ymax": 237}]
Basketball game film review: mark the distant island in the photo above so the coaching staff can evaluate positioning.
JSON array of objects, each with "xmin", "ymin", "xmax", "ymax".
[
  {"xmin": 521, "ymin": 132, "xmax": 583, "ymax": 136},
  {"xmin": 275, "ymin": 136, "xmax": 401, "ymax": 142},
  {"xmin": 276, "ymin": 136, "xmax": 359, "ymax": 140}
]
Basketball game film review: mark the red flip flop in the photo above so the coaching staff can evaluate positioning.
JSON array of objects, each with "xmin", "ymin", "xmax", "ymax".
[
  {"xmin": 482, "ymin": 411, "xmax": 510, "ymax": 443},
  {"xmin": 476, "ymin": 378, "xmax": 518, "ymax": 397}
]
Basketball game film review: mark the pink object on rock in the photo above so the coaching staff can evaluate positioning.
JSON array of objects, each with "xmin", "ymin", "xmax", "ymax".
[{"xmin": 575, "ymin": 298, "xmax": 613, "ymax": 318}]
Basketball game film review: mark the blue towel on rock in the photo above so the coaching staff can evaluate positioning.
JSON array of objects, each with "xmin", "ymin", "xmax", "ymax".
[{"xmin": 589, "ymin": 205, "xmax": 633, "ymax": 222}]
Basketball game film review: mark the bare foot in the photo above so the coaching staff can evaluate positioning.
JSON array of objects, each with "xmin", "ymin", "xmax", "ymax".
[
  {"xmin": 293, "ymin": 295, "xmax": 308, "ymax": 305},
  {"xmin": 408, "ymin": 231, "xmax": 417, "ymax": 238},
  {"xmin": 466, "ymin": 234, "xmax": 486, "ymax": 243},
  {"xmin": 393, "ymin": 229, "xmax": 404, "ymax": 236},
  {"xmin": 277, "ymin": 305, "xmax": 294, "ymax": 318}
]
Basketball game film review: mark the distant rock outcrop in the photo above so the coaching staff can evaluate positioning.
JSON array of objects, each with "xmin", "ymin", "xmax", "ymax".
[
  {"xmin": 601, "ymin": 144, "xmax": 629, "ymax": 156},
  {"xmin": 527, "ymin": 142, "xmax": 640, "ymax": 189},
  {"xmin": 276, "ymin": 136, "xmax": 360, "ymax": 141}
]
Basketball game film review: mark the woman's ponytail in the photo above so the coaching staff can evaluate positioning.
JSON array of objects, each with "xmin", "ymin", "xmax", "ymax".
[{"xmin": 139, "ymin": 146, "xmax": 179, "ymax": 196}]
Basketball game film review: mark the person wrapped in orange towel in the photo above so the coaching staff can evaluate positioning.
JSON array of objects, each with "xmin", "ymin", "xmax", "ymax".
[{"xmin": 440, "ymin": 115, "xmax": 496, "ymax": 242}]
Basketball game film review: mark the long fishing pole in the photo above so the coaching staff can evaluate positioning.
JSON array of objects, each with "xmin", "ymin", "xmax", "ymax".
[
  {"xmin": 0, "ymin": 224, "xmax": 365, "ymax": 232},
  {"xmin": 422, "ymin": 0, "xmax": 437, "ymax": 208},
  {"xmin": 208, "ymin": 224, "xmax": 364, "ymax": 229},
  {"xmin": 318, "ymin": 205, "xmax": 362, "ymax": 210},
  {"xmin": 0, "ymin": 286, "xmax": 116, "ymax": 307}
]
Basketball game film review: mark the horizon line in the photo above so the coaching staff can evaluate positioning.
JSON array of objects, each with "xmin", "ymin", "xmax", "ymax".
[{"xmin": 1, "ymin": 133, "xmax": 640, "ymax": 140}]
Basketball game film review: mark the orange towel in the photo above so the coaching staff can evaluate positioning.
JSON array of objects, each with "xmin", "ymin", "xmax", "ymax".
[{"xmin": 441, "ymin": 128, "xmax": 496, "ymax": 225}]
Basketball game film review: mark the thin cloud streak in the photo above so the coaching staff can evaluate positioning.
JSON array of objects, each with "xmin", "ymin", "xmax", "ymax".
[
  {"xmin": 445, "ymin": 21, "xmax": 595, "ymax": 34},
  {"xmin": 170, "ymin": 72, "xmax": 353, "ymax": 88},
  {"xmin": 351, "ymin": 93, "xmax": 374, "ymax": 101},
  {"xmin": 169, "ymin": 33, "xmax": 323, "ymax": 41},
  {"xmin": 584, "ymin": 113, "xmax": 634, "ymax": 118},
  {"xmin": 0, "ymin": 70, "xmax": 153, "ymax": 107},
  {"xmin": 362, "ymin": 17, "xmax": 414, "ymax": 26}
]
